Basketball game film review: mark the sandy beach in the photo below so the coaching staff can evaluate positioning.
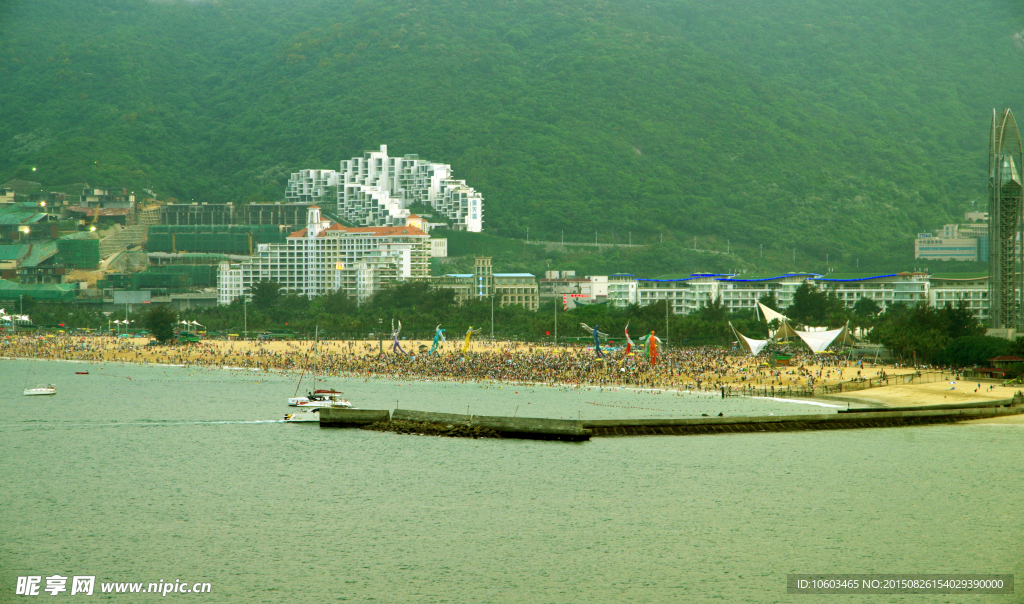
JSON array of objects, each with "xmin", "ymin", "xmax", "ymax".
[
  {"xmin": 3, "ymin": 334, "xmax": 974, "ymax": 403},
  {"xmin": 828, "ymin": 380, "xmax": 1022, "ymax": 408}
]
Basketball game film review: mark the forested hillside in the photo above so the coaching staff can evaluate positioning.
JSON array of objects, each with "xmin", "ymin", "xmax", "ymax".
[{"xmin": 2, "ymin": 0, "xmax": 1023, "ymax": 272}]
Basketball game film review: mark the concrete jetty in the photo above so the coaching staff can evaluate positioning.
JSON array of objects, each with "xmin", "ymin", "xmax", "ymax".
[
  {"xmin": 582, "ymin": 403, "xmax": 1023, "ymax": 436},
  {"xmin": 391, "ymin": 409, "xmax": 591, "ymax": 441},
  {"xmin": 318, "ymin": 408, "xmax": 391, "ymax": 427},
  {"xmin": 317, "ymin": 398, "xmax": 1023, "ymax": 440},
  {"xmin": 318, "ymin": 408, "xmax": 590, "ymax": 440}
]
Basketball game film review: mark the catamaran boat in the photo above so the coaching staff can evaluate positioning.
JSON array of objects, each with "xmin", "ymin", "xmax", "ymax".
[
  {"xmin": 288, "ymin": 389, "xmax": 355, "ymax": 409},
  {"xmin": 23, "ymin": 384, "xmax": 56, "ymax": 396},
  {"xmin": 284, "ymin": 408, "xmax": 321, "ymax": 423},
  {"xmin": 284, "ymin": 328, "xmax": 355, "ymax": 423}
]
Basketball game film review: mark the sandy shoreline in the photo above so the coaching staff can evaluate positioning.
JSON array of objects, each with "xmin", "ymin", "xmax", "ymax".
[
  {"xmin": 6, "ymin": 335, "xmax": 1011, "ymax": 410},
  {"xmin": 826, "ymin": 380, "xmax": 1022, "ymax": 408}
]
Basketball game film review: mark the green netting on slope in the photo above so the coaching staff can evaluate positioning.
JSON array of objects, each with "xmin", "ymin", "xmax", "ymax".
[
  {"xmin": 56, "ymin": 238, "xmax": 100, "ymax": 269},
  {"xmin": 147, "ymin": 226, "xmax": 285, "ymax": 254}
]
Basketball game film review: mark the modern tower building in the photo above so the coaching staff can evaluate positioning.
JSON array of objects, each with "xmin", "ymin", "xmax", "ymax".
[
  {"xmin": 285, "ymin": 145, "xmax": 484, "ymax": 232},
  {"xmin": 988, "ymin": 108, "xmax": 1024, "ymax": 331}
]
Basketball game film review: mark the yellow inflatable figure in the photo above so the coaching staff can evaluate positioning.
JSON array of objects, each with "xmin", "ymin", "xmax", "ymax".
[{"xmin": 462, "ymin": 326, "xmax": 482, "ymax": 353}]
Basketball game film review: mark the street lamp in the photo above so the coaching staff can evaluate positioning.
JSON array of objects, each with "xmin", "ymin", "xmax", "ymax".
[
  {"xmin": 554, "ymin": 297, "xmax": 558, "ymax": 345},
  {"xmin": 378, "ymin": 318, "xmax": 383, "ymax": 355},
  {"xmin": 665, "ymin": 296, "xmax": 670, "ymax": 349},
  {"xmin": 490, "ymin": 293, "xmax": 495, "ymax": 341}
]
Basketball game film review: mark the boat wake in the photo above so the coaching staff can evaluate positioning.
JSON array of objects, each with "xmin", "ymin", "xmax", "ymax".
[
  {"xmin": 0, "ymin": 419, "xmax": 285, "ymax": 429},
  {"xmin": 751, "ymin": 396, "xmax": 843, "ymax": 408}
]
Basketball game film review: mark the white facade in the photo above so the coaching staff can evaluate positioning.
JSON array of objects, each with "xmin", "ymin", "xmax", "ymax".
[
  {"xmin": 588, "ymin": 275, "xmax": 609, "ymax": 300},
  {"xmin": 614, "ymin": 272, "xmax": 984, "ymax": 318},
  {"xmin": 607, "ymin": 274, "xmax": 638, "ymax": 307},
  {"xmin": 926, "ymin": 275, "xmax": 989, "ymax": 322},
  {"xmin": 217, "ymin": 206, "xmax": 430, "ymax": 305},
  {"xmin": 283, "ymin": 169, "xmax": 340, "ymax": 206},
  {"xmin": 430, "ymin": 238, "xmax": 448, "ymax": 258},
  {"xmin": 285, "ymin": 145, "xmax": 483, "ymax": 232}
]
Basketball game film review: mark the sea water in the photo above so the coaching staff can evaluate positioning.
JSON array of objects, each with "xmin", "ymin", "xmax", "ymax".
[{"xmin": 1, "ymin": 359, "xmax": 1020, "ymax": 603}]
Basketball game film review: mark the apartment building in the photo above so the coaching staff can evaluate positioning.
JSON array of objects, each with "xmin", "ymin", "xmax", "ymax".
[
  {"xmin": 607, "ymin": 274, "xmax": 638, "ymax": 307},
  {"xmin": 539, "ymin": 271, "xmax": 608, "ymax": 303},
  {"xmin": 927, "ymin": 274, "xmax": 989, "ymax": 322},
  {"xmin": 422, "ymin": 257, "xmax": 538, "ymax": 310},
  {"xmin": 494, "ymin": 273, "xmax": 540, "ymax": 311},
  {"xmin": 81, "ymin": 187, "xmax": 134, "ymax": 209},
  {"xmin": 914, "ymin": 233, "xmax": 979, "ymax": 261},
  {"xmin": 613, "ymin": 272, "xmax": 981, "ymax": 318},
  {"xmin": 913, "ymin": 213, "xmax": 991, "ymax": 262},
  {"xmin": 285, "ymin": 145, "xmax": 483, "ymax": 232},
  {"xmin": 217, "ymin": 206, "xmax": 430, "ymax": 304},
  {"xmin": 715, "ymin": 274, "xmax": 814, "ymax": 313},
  {"xmin": 810, "ymin": 273, "xmax": 929, "ymax": 310}
]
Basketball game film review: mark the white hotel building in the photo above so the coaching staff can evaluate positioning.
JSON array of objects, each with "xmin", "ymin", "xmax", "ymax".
[
  {"xmin": 285, "ymin": 145, "xmax": 483, "ymax": 232},
  {"xmin": 218, "ymin": 206, "xmax": 430, "ymax": 305},
  {"xmin": 608, "ymin": 272, "xmax": 990, "ymax": 322}
]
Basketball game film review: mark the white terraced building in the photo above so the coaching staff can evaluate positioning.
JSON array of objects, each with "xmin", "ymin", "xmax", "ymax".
[
  {"xmin": 218, "ymin": 206, "xmax": 431, "ymax": 305},
  {"xmin": 285, "ymin": 145, "xmax": 483, "ymax": 232}
]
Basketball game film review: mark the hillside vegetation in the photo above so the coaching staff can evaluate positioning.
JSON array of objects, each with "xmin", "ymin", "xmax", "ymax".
[{"xmin": 2, "ymin": 0, "xmax": 1023, "ymax": 274}]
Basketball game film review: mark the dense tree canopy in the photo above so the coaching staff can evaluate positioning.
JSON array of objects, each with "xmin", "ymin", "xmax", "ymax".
[
  {"xmin": 143, "ymin": 304, "xmax": 177, "ymax": 343},
  {"xmin": 2, "ymin": 0, "xmax": 1023, "ymax": 273}
]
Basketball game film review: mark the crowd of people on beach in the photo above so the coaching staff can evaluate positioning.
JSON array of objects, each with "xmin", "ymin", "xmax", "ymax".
[{"xmin": 0, "ymin": 333, "xmax": 878, "ymax": 392}]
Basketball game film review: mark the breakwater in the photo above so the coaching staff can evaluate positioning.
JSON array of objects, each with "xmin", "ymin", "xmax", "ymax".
[
  {"xmin": 317, "ymin": 397, "xmax": 1024, "ymax": 441},
  {"xmin": 319, "ymin": 408, "xmax": 592, "ymax": 441},
  {"xmin": 582, "ymin": 404, "xmax": 1021, "ymax": 436}
]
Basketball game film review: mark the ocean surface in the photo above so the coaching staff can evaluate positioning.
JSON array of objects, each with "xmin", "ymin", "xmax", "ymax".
[{"xmin": 1, "ymin": 359, "xmax": 1021, "ymax": 603}]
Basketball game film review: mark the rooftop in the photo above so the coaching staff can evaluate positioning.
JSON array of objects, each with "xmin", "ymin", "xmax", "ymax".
[
  {"xmin": 288, "ymin": 224, "xmax": 428, "ymax": 238},
  {"xmin": 930, "ymin": 272, "xmax": 988, "ymax": 280},
  {"xmin": 66, "ymin": 206, "xmax": 132, "ymax": 216},
  {"xmin": 814, "ymin": 273, "xmax": 899, "ymax": 282}
]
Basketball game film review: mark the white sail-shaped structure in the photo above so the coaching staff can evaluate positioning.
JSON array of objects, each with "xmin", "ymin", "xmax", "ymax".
[
  {"xmin": 757, "ymin": 302, "xmax": 799, "ymax": 339},
  {"xmin": 729, "ymin": 322, "xmax": 770, "ymax": 356},
  {"xmin": 794, "ymin": 324, "xmax": 856, "ymax": 353}
]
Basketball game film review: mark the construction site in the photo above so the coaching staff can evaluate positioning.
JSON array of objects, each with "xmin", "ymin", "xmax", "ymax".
[{"xmin": 0, "ymin": 180, "xmax": 312, "ymax": 312}]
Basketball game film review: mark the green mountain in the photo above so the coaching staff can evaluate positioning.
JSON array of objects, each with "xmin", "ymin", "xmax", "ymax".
[{"xmin": 2, "ymin": 0, "xmax": 1023, "ymax": 273}]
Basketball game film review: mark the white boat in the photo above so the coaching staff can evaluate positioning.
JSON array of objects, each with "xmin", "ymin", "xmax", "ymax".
[
  {"xmin": 284, "ymin": 408, "xmax": 321, "ymax": 423},
  {"xmin": 24, "ymin": 384, "xmax": 56, "ymax": 396},
  {"xmin": 286, "ymin": 327, "xmax": 356, "ymax": 412},
  {"xmin": 288, "ymin": 389, "xmax": 355, "ymax": 409}
]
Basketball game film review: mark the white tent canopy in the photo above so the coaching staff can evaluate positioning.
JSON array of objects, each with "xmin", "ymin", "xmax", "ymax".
[
  {"xmin": 757, "ymin": 302, "xmax": 789, "ymax": 324},
  {"xmin": 795, "ymin": 325, "xmax": 856, "ymax": 353},
  {"xmin": 772, "ymin": 321, "xmax": 800, "ymax": 340},
  {"xmin": 757, "ymin": 302, "xmax": 801, "ymax": 339},
  {"xmin": 729, "ymin": 322, "xmax": 770, "ymax": 356},
  {"xmin": 737, "ymin": 332, "xmax": 770, "ymax": 356}
]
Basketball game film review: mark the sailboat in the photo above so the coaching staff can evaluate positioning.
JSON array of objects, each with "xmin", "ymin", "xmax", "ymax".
[
  {"xmin": 22, "ymin": 364, "xmax": 55, "ymax": 396},
  {"xmin": 284, "ymin": 327, "xmax": 354, "ymax": 422}
]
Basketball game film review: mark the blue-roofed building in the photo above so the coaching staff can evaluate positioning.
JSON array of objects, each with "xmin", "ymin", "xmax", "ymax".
[
  {"xmin": 716, "ymin": 273, "xmax": 820, "ymax": 313},
  {"xmin": 608, "ymin": 274, "xmax": 637, "ymax": 307},
  {"xmin": 809, "ymin": 273, "xmax": 929, "ymax": 311}
]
